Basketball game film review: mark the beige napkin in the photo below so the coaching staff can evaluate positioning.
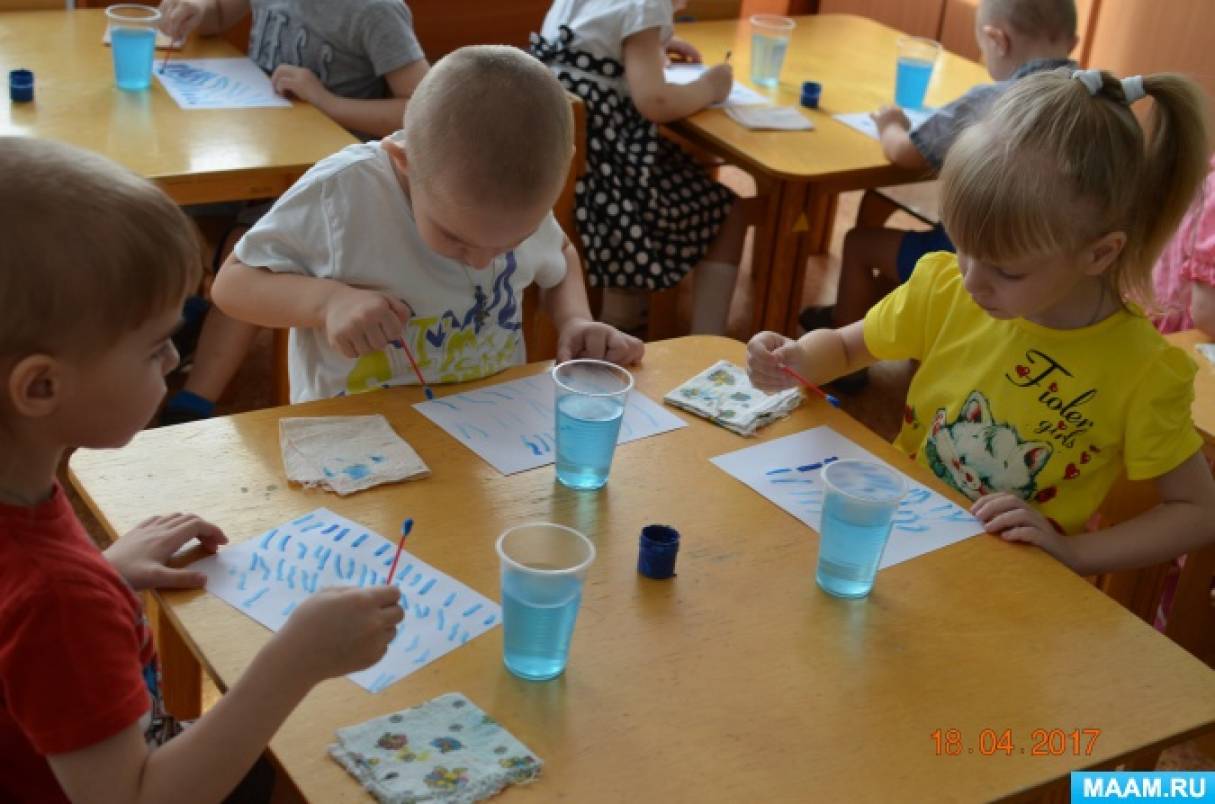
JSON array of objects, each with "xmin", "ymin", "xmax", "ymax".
[{"xmin": 279, "ymin": 415, "xmax": 429, "ymax": 495}]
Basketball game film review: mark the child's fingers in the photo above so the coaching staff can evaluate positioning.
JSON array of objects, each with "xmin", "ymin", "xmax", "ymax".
[
  {"xmin": 385, "ymin": 296, "xmax": 413, "ymax": 325},
  {"xmin": 970, "ymin": 492, "xmax": 1021, "ymax": 522},
  {"xmin": 983, "ymin": 508, "xmax": 1039, "ymax": 537},
  {"xmin": 581, "ymin": 326, "xmax": 608, "ymax": 359}
]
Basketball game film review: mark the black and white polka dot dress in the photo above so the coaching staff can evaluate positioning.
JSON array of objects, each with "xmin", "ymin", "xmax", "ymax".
[{"xmin": 531, "ymin": 26, "xmax": 735, "ymax": 291}]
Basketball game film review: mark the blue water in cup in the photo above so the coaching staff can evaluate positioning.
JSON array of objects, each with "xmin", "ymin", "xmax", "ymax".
[
  {"xmin": 502, "ymin": 572, "xmax": 583, "ymax": 680},
  {"xmin": 555, "ymin": 395, "xmax": 625, "ymax": 490},
  {"xmin": 553, "ymin": 359, "xmax": 633, "ymax": 491},
  {"xmin": 498, "ymin": 523, "xmax": 596, "ymax": 681},
  {"xmin": 111, "ymin": 27, "xmax": 156, "ymax": 90},
  {"xmin": 750, "ymin": 33, "xmax": 789, "ymax": 88},
  {"xmin": 894, "ymin": 57, "xmax": 934, "ymax": 109},
  {"xmin": 815, "ymin": 460, "xmax": 906, "ymax": 598}
]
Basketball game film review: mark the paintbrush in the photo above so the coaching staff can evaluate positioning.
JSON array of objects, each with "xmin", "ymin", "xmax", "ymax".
[
  {"xmin": 385, "ymin": 518, "xmax": 413, "ymax": 585},
  {"xmin": 391, "ymin": 339, "xmax": 434, "ymax": 400},
  {"xmin": 779, "ymin": 364, "xmax": 840, "ymax": 408}
]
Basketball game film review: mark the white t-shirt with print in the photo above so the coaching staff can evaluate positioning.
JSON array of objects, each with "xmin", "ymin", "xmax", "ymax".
[
  {"xmin": 234, "ymin": 141, "xmax": 568, "ymax": 403},
  {"xmin": 540, "ymin": 0, "xmax": 673, "ymax": 92}
]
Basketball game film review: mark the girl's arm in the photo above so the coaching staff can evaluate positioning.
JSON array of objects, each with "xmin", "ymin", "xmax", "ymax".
[
  {"xmin": 747, "ymin": 322, "xmax": 878, "ymax": 392},
  {"xmin": 974, "ymin": 451, "xmax": 1215, "ymax": 576},
  {"xmin": 272, "ymin": 60, "xmax": 431, "ymax": 138},
  {"xmin": 1189, "ymin": 280, "xmax": 1215, "ymax": 339},
  {"xmin": 622, "ymin": 27, "xmax": 731, "ymax": 124}
]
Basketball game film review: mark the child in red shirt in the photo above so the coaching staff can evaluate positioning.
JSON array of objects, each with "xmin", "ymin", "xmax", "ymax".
[{"xmin": 0, "ymin": 137, "xmax": 403, "ymax": 804}]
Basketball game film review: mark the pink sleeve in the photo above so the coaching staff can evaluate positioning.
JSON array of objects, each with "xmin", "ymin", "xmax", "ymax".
[{"xmin": 1181, "ymin": 173, "xmax": 1215, "ymax": 286}]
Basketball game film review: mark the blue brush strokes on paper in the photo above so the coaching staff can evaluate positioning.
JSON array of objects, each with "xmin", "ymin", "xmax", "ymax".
[
  {"xmin": 418, "ymin": 578, "xmax": 436, "ymax": 596},
  {"xmin": 242, "ymin": 587, "xmax": 269, "ymax": 608},
  {"xmin": 443, "ymin": 592, "xmax": 456, "ymax": 608},
  {"xmin": 462, "ymin": 603, "xmax": 482, "ymax": 617},
  {"xmin": 352, "ymin": 533, "xmax": 369, "ymax": 548}
]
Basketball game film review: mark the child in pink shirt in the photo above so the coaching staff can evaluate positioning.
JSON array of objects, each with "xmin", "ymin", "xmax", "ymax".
[{"xmin": 1152, "ymin": 155, "xmax": 1215, "ymax": 338}]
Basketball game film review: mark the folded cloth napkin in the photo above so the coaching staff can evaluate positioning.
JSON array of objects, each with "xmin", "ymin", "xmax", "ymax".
[
  {"xmin": 330, "ymin": 693, "xmax": 542, "ymax": 804},
  {"xmin": 664, "ymin": 360, "xmax": 803, "ymax": 436},
  {"xmin": 279, "ymin": 415, "xmax": 429, "ymax": 495}
]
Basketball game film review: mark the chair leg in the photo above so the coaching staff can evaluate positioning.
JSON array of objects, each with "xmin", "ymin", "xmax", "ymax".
[{"xmin": 856, "ymin": 188, "xmax": 902, "ymax": 228}]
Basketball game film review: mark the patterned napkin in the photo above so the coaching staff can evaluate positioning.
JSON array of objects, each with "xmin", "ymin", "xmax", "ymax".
[
  {"xmin": 329, "ymin": 693, "xmax": 542, "ymax": 803},
  {"xmin": 664, "ymin": 360, "xmax": 803, "ymax": 437},
  {"xmin": 279, "ymin": 415, "xmax": 429, "ymax": 495}
]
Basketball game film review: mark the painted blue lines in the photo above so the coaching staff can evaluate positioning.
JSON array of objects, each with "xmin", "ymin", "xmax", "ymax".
[
  {"xmin": 333, "ymin": 528, "xmax": 349, "ymax": 542},
  {"xmin": 322, "ymin": 524, "xmax": 339, "ymax": 535},
  {"xmin": 418, "ymin": 577, "xmax": 436, "ymax": 596},
  {"xmin": 409, "ymin": 573, "xmax": 422, "ymax": 587},
  {"xmin": 282, "ymin": 601, "xmax": 297, "ymax": 617},
  {"xmin": 278, "ymin": 532, "xmax": 292, "ymax": 552},
  {"xmin": 301, "ymin": 570, "xmax": 318, "ymax": 594},
  {"xmin": 300, "ymin": 522, "xmax": 323, "ymax": 532},
  {"xmin": 367, "ymin": 673, "xmax": 395, "ymax": 693},
  {"xmin": 765, "ymin": 468, "xmax": 792, "ymax": 475},
  {"xmin": 413, "ymin": 649, "xmax": 431, "ymax": 665},
  {"xmin": 462, "ymin": 603, "xmax": 483, "ymax": 617},
  {"xmin": 482, "ymin": 614, "xmax": 496, "ymax": 627},
  {"xmin": 259, "ymin": 529, "xmax": 278, "ymax": 549},
  {"xmin": 351, "ymin": 532, "xmax": 369, "ymax": 548},
  {"xmin": 771, "ymin": 478, "xmax": 814, "ymax": 484},
  {"xmin": 447, "ymin": 623, "xmax": 461, "ymax": 642},
  {"xmin": 292, "ymin": 513, "xmax": 315, "ymax": 525},
  {"xmin": 374, "ymin": 544, "xmax": 390, "ymax": 557},
  {"xmin": 429, "ymin": 399, "xmax": 459, "ymax": 411},
  {"xmin": 443, "ymin": 592, "xmax": 456, "ymax": 608},
  {"xmin": 405, "ymin": 634, "xmax": 420, "ymax": 653},
  {"xmin": 286, "ymin": 566, "xmax": 297, "ymax": 590},
  {"xmin": 242, "ymin": 587, "xmax": 269, "ymax": 608},
  {"xmin": 437, "ymin": 609, "xmax": 446, "ymax": 631},
  {"xmin": 296, "ymin": 541, "xmax": 308, "ymax": 560}
]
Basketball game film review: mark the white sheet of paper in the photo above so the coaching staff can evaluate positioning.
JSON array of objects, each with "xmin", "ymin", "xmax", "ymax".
[
  {"xmin": 725, "ymin": 105, "xmax": 813, "ymax": 131},
  {"xmin": 192, "ymin": 508, "xmax": 501, "ymax": 693},
  {"xmin": 415, "ymin": 374, "xmax": 686, "ymax": 475},
  {"xmin": 154, "ymin": 58, "xmax": 291, "ymax": 109},
  {"xmin": 711, "ymin": 426, "xmax": 983, "ymax": 569},
  {"xmin": 1197, "ymin": 343, "xmax": 1215, "ymax": 366},
  {"xmin": 663, "ymin": 64, "xmax": 772, "ymax": 108},
  {"xmin": 833, "ymin": 108, "xmax": 934, "ymax": 140}
]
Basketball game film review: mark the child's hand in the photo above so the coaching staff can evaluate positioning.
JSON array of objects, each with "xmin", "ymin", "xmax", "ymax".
[
  {"xmin": 665, "ymin": 37, "xmax": 703, "ymax": 64},
  {"xmin": 158, "ymin": 0, "xmax": 206, "ymax": 42},
  {"xmin": 701, "ymin": 64, "xmax": 734, "ymax": 105},
  {"xmin": 871, "ymin": 105, "xmax": 911, "ymax": 133},
  {"xmin": 323, "ymin": 286, "xmax": 412, "ymax": 359},
  {"xmin": 971, "ymin": 493, "xmax": 1072, "ymax": 563},
  {"xmin": 104, "ymin": 513, "xmax": 228, "ymax": 591},
  {"xmin": 556, "ymin": 319, "xmax": 645, "ymax": 366},
  {"xmin": 746, "ymin": 331, "xmax": 801, "ymax": 392},
  {"xmin": 270, "ymin": 65, "xmax": 330, "ymax": 106},
  {"xmin": 276, "ymin": 586, "xmax": 403, "ymax": 682}
]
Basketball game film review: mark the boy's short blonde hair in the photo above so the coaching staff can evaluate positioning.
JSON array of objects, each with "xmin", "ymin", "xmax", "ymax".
[
  {"xmin": 0, "ymin": 138, "xmax": 200, "ymax": 359},
  {"xmin": 980, "ymin": 0, "xmax": 1076, "ymax": 43},
  {"xmin": 402, "ymin": 45, "xmax": 574, "ymax": 209}
]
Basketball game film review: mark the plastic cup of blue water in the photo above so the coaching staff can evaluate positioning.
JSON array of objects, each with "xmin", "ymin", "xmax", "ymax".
[
  {"xmin": 894, "ymin": 36, "xmax": 941, "ymax": 109},
  {"xmin": 815, "ymin": 460, "xmax": 906, "ymax": 599},
  {"xmin": 553, "ymin": 359, "xmax": 633, "ymax": 491},
  {"xmin": 749, "ymin": 15, "xmax": 796, "ymax": 89},
  {"xmin": 498, "ymin": 523, "xmax": 596, "ymax": 681},
  {"xmin": 106, "ymin": 5, "xmax": 161, "ymax": 92}
]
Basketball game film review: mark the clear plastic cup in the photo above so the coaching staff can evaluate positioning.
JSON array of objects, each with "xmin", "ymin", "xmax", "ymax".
[
  {"xmin": 749, "ymin": 14, "xmax": 796, "ymax": 89},
  {"xmin": 106, "ymin": 4, "xmax": 161, "ymax": 91},
  {"xmin": 815, "ymin": 460, "xmax": 907, "ymax": 598},
  {"xmin": 894, "ymin": 36, "xmax": 941, "ymax": 109},
  {"xmin": 497, "ymin": 523, "xmax": 596, "ymax": 681},
  {"xmin": 552, "ymin": 359, "xmax": 633, "ymax": 490}
]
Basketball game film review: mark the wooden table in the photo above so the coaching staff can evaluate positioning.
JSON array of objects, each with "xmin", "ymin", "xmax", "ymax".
[
  {"xmin": 1167, "ymin": 329, "xmax": 1215, "ymax": 445},
  {"xmin": 0, "ymin": 9, "xmax": 356, "ymax": 204},
  {"xmin": 671, "ymin": 15, "xmax": 989, "ymax": 335},
  {"xmin": 70, "ymin": 337, "xmax": 1215, "ymax": 802}
]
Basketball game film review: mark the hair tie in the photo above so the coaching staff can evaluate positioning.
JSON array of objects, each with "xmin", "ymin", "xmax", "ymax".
[
  {"xmin": 1121, "ymin": 75, "xmax": 1146, "ymax": 104},
  {"xmin": 1072, "ymin": 69, "xmax": 1103, "ymax": 96}
]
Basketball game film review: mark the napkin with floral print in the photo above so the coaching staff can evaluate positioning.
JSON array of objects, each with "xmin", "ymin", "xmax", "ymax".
[
  {"xmin": 329, "ymin": 693, "xmax": 542, "ymax": 803},
  {"xmin": 664, "ymin": 360, "xmax": 803, "ymax": 436}
]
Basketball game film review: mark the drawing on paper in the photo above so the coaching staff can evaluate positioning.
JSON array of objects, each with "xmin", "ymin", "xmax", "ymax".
[
  {"xmin": 155, "ymin": 57, "xmax": 291, "ymax": 109},
  {"xmin": 414, "ymin": 373, "xmax": 686, "ymax": 475},
  {"xmin": 192, "ymin": 509, "xmax": 500, "ymax": 693},
  {"xmin": 711, "ymin": 426, "xmax": 985, "ymax": 570}
]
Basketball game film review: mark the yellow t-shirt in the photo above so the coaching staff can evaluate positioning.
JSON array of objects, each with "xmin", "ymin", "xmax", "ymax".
[{"xmin": 863, "ymin": 252, "xmax": 1201, "ymax": 535}]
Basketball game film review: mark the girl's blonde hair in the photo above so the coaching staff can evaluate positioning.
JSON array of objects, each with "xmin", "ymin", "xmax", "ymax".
[{"xmin": 941, "ymin": 68, "xmax": 1210, "ymax": 306}]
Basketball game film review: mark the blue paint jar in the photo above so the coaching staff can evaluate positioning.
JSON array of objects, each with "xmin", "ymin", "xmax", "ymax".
[
  {"xmin": 800, "ymin": 80, "xmax": 822, "ymax": 109},
  {"xmin": 10, "ymin": 69, "xmax": 34, "ymax": 103},
  {"xmin": 637, "ymin": 524, "xmax": 680, "ymax": 579}
]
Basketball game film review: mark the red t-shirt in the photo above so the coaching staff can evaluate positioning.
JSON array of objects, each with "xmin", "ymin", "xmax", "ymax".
[{"xmin": 0, "ymin": 486, "xmax": 164, "ymax": 803}]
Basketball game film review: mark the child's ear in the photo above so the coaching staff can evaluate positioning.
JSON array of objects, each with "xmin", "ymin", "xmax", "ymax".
[
  {"xmin": 1084, "ymin": 231, "xmax": 1127, "ymax": 276},
  {"xmin": 981, "ymin": 24, "xmax": 1011, "ymax": 58},
  {"xmin": 7, "ymin": 355, "xmax": 63, "ymax": 418},
  {"xmin": 381, "ymin": 137, "xmax": 409, "ymax": 177}
]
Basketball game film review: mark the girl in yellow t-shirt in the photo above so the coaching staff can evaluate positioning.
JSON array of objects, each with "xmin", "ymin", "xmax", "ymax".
[{"xmin": 747, "ymin": 67, "xmax": 1215, "ymax": 576}]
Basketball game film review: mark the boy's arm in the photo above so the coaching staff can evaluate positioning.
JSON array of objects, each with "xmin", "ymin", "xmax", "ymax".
[
  {"xmin": 544, "ymin": 239, "xmax": 644, "ymax": 365},
  {"xmin": 49, "ymin": 586, "xmax": 403, "ymax": 804},
  {"xmin": 270, "ymin": 60, "xmax": 431, "ymax": 138},
  {"xmin": 622, "ymin": 27, "xmax": 731, "ymax": 124},
  {"xmin": 211, "ymin": 255, "xmax": 411, "ymax": 359},
  {"xmin": 972, "ymin": 451, "xmax": 1215, "ymax": 576},
  {"xmin": 872, "ymin": 106, "xmax": 930, "ymax": 171},
  {"xmin": 747, "ymin": 322, "xmax": 878, "ymax": 392}
]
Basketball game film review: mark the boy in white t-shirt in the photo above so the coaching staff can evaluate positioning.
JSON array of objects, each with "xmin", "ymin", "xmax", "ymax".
[{"xmin": 212, "ymin": 45, "xmax": 644, "ymax": 403}]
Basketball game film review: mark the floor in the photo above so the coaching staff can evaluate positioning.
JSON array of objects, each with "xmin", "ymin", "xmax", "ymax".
[{"xmin": 63, "ymin": 179, "xmax": 1215, "ymax": 775}]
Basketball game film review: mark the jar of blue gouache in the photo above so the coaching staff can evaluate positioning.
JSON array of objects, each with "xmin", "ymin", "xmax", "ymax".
[
  {"xmin": 800, "ymin": 80, "xmax": 822, "ymax": 109},
  {"xmin": 637, "ymin": 524, "xmax": 680, "ymax": 579},
  {"xmin": 10, "ymin": 69, "xmax": 34, "ymax": 103}
]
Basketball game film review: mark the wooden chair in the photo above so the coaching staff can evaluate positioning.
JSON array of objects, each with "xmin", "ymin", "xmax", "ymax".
[{"xmin": 407, "ymin": 0, "xmax": 550, "ymax": 61}]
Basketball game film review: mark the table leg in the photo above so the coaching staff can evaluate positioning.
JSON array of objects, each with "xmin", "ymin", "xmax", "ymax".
[
  {"xmin": 154, "ymin": 597, "xmax": 203, "ymax": 721},
  {"xmin": 759, "ymin": 182, "xmax": 837, "ymax": 334},
  {"xmin": 744, "ymin": 177, "xmax": 784, "ymax": 336}
]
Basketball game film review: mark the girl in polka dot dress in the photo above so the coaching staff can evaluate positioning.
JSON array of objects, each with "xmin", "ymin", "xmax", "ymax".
[{"xmin": 532, "ymin": 0, "xmax": 747, "ymax": 334}]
